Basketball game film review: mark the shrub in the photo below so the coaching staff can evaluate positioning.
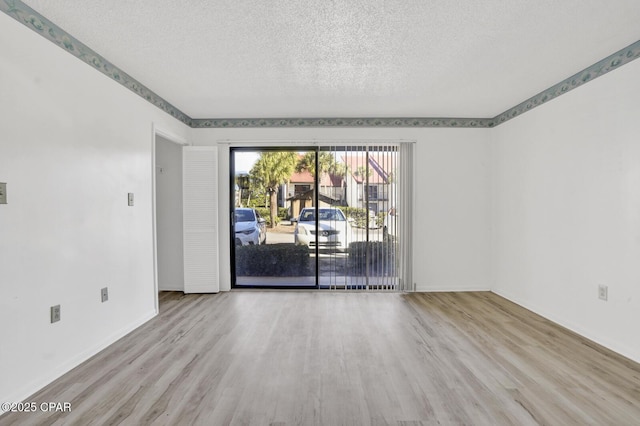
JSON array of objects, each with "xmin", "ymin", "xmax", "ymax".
[
  {"xmin": 254, "ymin": 207, "xmax": 279, "ymax": 226},
  {"xmin": 342, "ymin": 207, "xmax": 384, "ymax": 228},
  {"xmin": 246, "ymin": 199, "xmax": 266, "ymax": 208},
  {"xmin": 348, "ymin": 241, "xmax": 397, "ymax": 276},
  {"xmin": 235, "ymin": 244, "xmax": 310, "ymax": 276},
  {"xmin": 253, "ymin": 207, "xmax": 291, "ymax": 226},
  {"xmin": 341, "ymin": 206, "xmax": 366, "ymax": 220},
  {"xmin": 341, "ymin": 207, "xmax": 368, "ymax": 228}
]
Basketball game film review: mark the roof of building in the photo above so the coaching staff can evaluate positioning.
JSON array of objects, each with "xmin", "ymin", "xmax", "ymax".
[
  {"xmin": 289, "ymin": 170, "xmax": 344, "ymax": 186},
  {"xmin": 341, "ymin": 153, "xmax": 395, "ymax": 184}
]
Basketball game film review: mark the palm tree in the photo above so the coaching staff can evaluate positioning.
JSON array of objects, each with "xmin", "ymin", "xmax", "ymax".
[
  {"xmin": 296, "ymin": 151, "xmax": 336, "ymax": 177},
  {"xmin": 250, "ymin": 152, "xmax": 298, "ymax": 228},
  {"xmin": 354, "ymin": 165, "xmax": 371, "ymax": 179},
  {"xmin": 296, "ymin": 152, "xmax": 349, "ymax": 202}
]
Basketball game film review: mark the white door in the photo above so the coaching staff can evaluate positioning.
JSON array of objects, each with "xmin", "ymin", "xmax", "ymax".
[{"xmin": 183, "ymin": 146, "xmax": 219, "ymax": 293}]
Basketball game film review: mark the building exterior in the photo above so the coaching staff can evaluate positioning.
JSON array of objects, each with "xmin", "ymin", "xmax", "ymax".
[
  {"xmin": 341, "ymin": 153, "xmax": 396, "ymax": 214},
  {"xmin": 284, "ymin": 169, "xmax": 346, "ymax": 218}
]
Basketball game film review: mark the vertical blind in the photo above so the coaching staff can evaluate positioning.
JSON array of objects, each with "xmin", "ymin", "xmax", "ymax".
[{"xmin": 317, "ymin": 143, "xmax": 413, "ymax": 291}]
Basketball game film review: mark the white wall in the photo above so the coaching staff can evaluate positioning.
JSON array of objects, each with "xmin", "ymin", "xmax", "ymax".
[
  {"xmin": 155, "ymin": 136, "xmax": 184, "ymax": 291},
  {"xmin": 0, "ymin": 13, "xmax": 190, "ymax": 405},
  {"xmin": 2, "ymin": 0, "xmax": 638, "ymax": 406},
  {"xmin": 492, "ymin": 59, "xmax": 640, "ymax": 363},
  {"xmin": 190, "ymin": 127, "xmax": 492, "ymax": 292}
]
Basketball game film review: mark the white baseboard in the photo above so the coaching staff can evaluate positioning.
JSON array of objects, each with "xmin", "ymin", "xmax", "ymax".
[
  {"xmin": 158, "ymin": 286, "xmax": 185, "ymax": 292},
  {"xmin": 492, "ymin": 288, "xmax": 640, "ymax": 364},
  {"xmin": 184, "ymin": 285, "xmax": 220, "ymax": 294},
  {"xmin": 413, "ymin": 285, "xmax": 491, "ymax": 292},
  {"xmin": 2, "ymin": 310, "xmax": 157, "ymax": 411}
]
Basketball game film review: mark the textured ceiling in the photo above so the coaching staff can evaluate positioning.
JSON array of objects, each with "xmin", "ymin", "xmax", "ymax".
[{"xmin": 20, "ymin": 0, "xmax": 640, "ymax": 119}]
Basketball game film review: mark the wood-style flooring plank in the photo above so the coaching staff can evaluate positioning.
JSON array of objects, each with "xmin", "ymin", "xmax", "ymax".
[{"xmin": 2, "ymin": 291, "xmax": 640, "ymax": 425}]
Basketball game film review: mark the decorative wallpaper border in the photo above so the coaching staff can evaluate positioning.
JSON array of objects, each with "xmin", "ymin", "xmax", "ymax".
[
  {"xmin": 190, "ymin": 117, "xmax": 494, "ymax": 128},
  {"xmin": 490, "ymin": 39, "xmax": 640, "ymax": 127},
  {"xmin": 0, "ymin": 0, "xmax": 192, "ymax": 126},
  {"xmin": 2, "ymin": 0, "xmax": 640, "ymax": 128}
]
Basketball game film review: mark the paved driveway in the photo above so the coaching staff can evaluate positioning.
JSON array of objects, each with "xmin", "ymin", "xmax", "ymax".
[
  {"xmin": 266, "ymin": 222, "xmax": 383, "ymax": 245},
  {"xmin": 266, "ymin": 230, "xmax": 294, "ymax": 244}
]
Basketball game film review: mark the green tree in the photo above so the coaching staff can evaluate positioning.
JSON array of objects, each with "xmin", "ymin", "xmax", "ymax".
[
  {"xmin": 296, "ymin": 151, "xmax": 348, "ymax": 177},
  {"xmin": 354, "ymin": 165, "xmax": 371, "ymax": 179},
  {"xmin": 296, "ymin": 151, "xmax": 352, "ymax": 206},
  {"xmin": 296, "ymin": 151, "xmax": 335, "ymax": 176},
  {"xmin": 297, "ymin": 152, "xmax": 348, "ymax": 198},
  {"xmin": 250, "ymin": 152, "xmax": 297, "ymax": 228}
]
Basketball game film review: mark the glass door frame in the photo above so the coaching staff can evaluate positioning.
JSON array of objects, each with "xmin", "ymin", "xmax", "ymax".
[
  {"xmin": 230, "ymin": 146, "xmax": 320, "ymax": 289},
  {"xmin": 229, "ymin": 143, "xmax": 406, "ymax": 291}
]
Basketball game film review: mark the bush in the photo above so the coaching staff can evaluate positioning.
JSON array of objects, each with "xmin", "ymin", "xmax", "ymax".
[
  {"xmin": 252, "ymin": 207, "xmax": 288, "ymax": 226},
  {"xmin": 246, "ymin": 199, "xmax": 266, "ymax": 208},
  {"xmin": 341, "ymin": 206, "xmax": 366, "ymax": 220},
  {"xmin": 254, "ymin": 207, "xmax": 278, "ymax": 226},
  {"xmin": 342, "ymin": 207, "xmax": 384, "ymax": 228},
  {"xmin": 348, "ymin": 241, "xmax": 397, "ymax": 276},
  {"xmin": 236, "ymin": 244, "xmax": 310, "ymax": 276}
]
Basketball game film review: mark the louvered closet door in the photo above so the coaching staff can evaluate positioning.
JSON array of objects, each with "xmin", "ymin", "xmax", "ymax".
[{"xmin": 183, "ymin": 146, "xmax": 219, "ymax": 293}]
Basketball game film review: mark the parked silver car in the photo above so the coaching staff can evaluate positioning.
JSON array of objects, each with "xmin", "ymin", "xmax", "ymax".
[
  {"xmin": 293, "ymin": 207, "xmax": 352, "ymax": 251},
  {"xmin": 234, "ymin": 208, "xmax": 267, "ymax": 246}
]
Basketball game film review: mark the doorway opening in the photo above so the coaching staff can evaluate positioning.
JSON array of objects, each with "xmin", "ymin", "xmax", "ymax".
[
  {"xmin": 152, "ymin": 127, "xmax": 189, "ymax": 312},
  {"xmin": 230, "ymin": 145, "xmax": 403, "ymax": 290}
]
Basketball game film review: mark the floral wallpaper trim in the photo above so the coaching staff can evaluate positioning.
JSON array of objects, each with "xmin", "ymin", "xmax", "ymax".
[
  {"xmin": 0, "ymin": 0, "xmax": 192, "ymax": 126},
  {"xmin": 490, "ymin": 39, "xmax": 640, "ymax": 127},
  {"xmin": 2, "ymin": 1, "xmax": 639, "ymax": 128},
  {"xmin": 190, "ymin": 117, "xmax": 494, "ymax": 128}
]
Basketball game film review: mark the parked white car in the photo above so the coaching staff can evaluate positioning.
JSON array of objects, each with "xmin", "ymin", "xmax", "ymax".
[
  {"xmin": 294, "ymin": 207, "xmax": 352, "ymax": 251},
  {"xmin": 234, "ymin": 208, "xmax": 267, "ymax": 246}
]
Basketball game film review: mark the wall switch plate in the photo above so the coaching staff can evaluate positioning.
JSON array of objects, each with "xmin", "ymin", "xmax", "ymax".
[
  {"xmin": 51, "ymin": 305, "xmax": 61, "ymax": 323},
  {"xmin": 0, "ymin": 182, "xmax": 6, "ymax": 204},
  {"xmin": 598, "ymin": 284, "xmax": 608, "ymax": 301},
  {"xmin": 101, "ymin": 287, "xmax": 109, "ymax": 303},
  {"xmin": 128, "ymin": 193, "xmax": 134, "ymax": 206}
]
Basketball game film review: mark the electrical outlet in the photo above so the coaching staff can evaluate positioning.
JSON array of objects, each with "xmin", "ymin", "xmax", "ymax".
[
  {"xmin": 128, "ymin": 192, "xmax": 134, "ymax": 206},
  {"xmin": 50, "ymin": 305, "xmax": 61, "ymax": 323},
  {"xmin": 101, "ymin": 287, "xmax": 109, "ymax": 303},
  {"xmin": 598, "ymin": 285, "xmax": 608, "ymax": 301}
]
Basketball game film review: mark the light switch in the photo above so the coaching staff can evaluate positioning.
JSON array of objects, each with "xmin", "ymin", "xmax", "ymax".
[
  {"xmin": 0, "ymin": 182, "xmax": 6, "ymax": 204},
  {"xmin": 128, "ymin": 192, "xmax": 134, "ymax": 206}
]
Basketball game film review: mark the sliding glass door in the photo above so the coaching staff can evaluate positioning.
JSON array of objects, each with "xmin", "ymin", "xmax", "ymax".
[
  {"xmin": 317, "ymin": 145, "xmax": 399, "ymax": 290},
  {"xmin": 231, "ymin": 148, "xmax": 316, "ymax": 287},
  {"xmin": 230, "ymin": 144, "xmax": 408, "ymax": 291}
]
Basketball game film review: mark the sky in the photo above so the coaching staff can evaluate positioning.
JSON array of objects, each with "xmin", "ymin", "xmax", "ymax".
[
  {"xmin": 233, "ymin": 150, "xmax": 349, "ymax": 175},
  {"xmin": 234, "ymin": 151, "xmax": 259, "ymax": 175}
]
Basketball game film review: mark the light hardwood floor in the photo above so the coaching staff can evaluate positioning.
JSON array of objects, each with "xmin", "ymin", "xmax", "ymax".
[{"xmin": 2, "ymin": 291, "xmax": 640, "ymax": 425}]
